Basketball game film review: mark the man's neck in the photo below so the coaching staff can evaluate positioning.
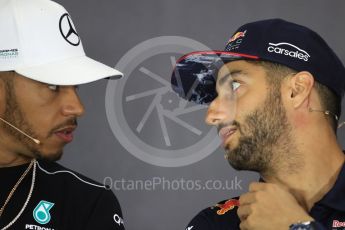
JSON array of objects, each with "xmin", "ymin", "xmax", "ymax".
[{"xmin": 263, "ymin": 127, "xmax": 345, "ymax": 211}]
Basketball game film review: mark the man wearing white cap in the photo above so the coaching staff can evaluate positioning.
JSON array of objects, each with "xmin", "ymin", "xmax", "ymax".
[{"xmin": 0, "ymin": 0, "xmax": 125, "ymax": 229}]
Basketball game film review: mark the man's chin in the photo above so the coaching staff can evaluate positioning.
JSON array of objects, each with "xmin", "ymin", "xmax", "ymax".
[
  {"xmin": 36, "ymin": 151, "xmax": 63, "ymax": 161},
  {"xmin": 225, "ymin": 152, "xmax": 247, "ymax": 171},
  {"xmin": 225, "ymin": 148, "xmax": 243, "ymax": 170},
  {"xmin": 225, "ymin": 146, "xmax": 261, "ymax": 172}
]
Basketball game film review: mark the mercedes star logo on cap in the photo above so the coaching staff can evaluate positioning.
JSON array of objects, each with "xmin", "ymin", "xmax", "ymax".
[{"xmin": 59, "ymin": 13, "xmax": 80, "ymax": 46}]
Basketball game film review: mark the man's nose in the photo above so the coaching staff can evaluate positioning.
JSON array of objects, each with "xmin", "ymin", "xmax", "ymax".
[
  {"xmin": 61, "ymin": 87, "xmax": 85, "ymax": 117},
  {"xmin": 205, "ymin": 97, "xmax": 227, "ymax": 126}
]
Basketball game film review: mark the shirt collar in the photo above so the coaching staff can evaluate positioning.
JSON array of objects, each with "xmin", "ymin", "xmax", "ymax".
[{"xmin": 315, "ymin": 162, "xmax": 345, "ymax": 211}]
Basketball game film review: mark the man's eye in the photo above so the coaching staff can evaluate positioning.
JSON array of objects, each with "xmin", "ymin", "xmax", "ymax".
[
  {"xmin": 231, "ymin": 81, "xmax": 241, "ymax": 91},
  {"xmin": 48, "ymin": 85, "xmax": 59, "ymax": 91}
]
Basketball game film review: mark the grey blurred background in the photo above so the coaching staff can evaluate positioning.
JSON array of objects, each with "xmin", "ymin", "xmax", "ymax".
[{"xmin": 55, "ymin": 0, "xmax": 345, "ymax": 229}]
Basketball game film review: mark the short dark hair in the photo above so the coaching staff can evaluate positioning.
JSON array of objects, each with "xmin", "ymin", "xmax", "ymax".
[
  {"xmin": 247, "ymin": 60, "xmax": 341, "ymax": 132},
  {"xmin": 314, "ymin": 81, "xmax": 341, "ymax": 131}
]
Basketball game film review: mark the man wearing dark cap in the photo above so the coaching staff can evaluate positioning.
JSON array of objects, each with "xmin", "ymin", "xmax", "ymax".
[
  {"xmin": 172, "ymin": 19, "xmax": 345, "ymax": 230},
  {"xmin": 0, "ymin": 0, "xmax": 125, "ymax": 229}
]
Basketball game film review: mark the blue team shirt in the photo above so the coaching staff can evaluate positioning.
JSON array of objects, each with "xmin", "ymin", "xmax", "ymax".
[{"xmin": 186, "ymin": 163, "xmax": 345, "ymax": 230}]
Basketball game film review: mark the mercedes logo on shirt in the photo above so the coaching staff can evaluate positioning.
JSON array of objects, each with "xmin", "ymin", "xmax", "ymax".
[{"xmin": 59, "ymin": 13, "xmax": 80, "ymax": 46}]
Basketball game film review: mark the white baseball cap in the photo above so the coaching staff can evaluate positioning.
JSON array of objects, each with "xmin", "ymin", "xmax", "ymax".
[{"xmin": 0, "ymin": 0, "xmax": 123, "ymax": 85}]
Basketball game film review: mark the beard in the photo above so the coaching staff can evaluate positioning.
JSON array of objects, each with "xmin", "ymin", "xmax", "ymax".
[
  {"xmin": 225, "ymin": 88, "xmax": 297, "ymax": 176},
  {"xmin": 2, "ymin": 86, "xmax": 63, "ymax": 161}
]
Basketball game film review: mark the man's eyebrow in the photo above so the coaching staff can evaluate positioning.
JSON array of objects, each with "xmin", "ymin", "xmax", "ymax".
[{"xmin": 217, "ymin": 70, "xmax": 246, "ymax": 86}]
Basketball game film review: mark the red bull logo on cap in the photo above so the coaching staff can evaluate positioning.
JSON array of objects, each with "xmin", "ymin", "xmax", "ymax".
[
  {"xmin": 216, "ymin": 199, "xmax": 240, "ymax": 215},
  {"xmin": 225, "ymin": 30, "xmax": 247, "ymax": 51},
  {"xmin": 227, "ymin": 30, "xmax": 247, "ymax": 44}
]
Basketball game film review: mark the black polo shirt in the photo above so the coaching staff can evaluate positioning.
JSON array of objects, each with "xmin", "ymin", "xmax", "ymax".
[
  {"xmin": 0, "ymin": 160, "xmax": 125, "ymax": 230},
  {"xmin": 185, "ymin": 163, "xmax": 345, "ymax": 230}
]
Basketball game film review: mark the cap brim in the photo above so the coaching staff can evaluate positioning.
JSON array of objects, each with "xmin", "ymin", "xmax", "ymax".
[
  {"xmin": 171, "ymin": 51, "xmax": 258, "ymax": 104},
  {"xmin": 15, "ymin": 55, "xmax": 123, "ymax": 85}
]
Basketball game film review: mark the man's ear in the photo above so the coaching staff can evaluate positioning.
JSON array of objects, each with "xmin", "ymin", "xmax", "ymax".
[{"xmin": 289, "ymin": 71, "xmax": 314, "ymax": 109}]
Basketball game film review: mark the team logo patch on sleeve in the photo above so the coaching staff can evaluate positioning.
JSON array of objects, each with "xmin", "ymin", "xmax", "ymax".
[{"xmin": 215, "ymin": 199, "xmax": 239, "ymax": 215}]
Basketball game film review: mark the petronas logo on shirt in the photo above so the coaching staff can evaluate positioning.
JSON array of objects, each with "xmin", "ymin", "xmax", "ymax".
[{"xmin": 33, "ymin": 200, "xmax": 55, "ymax": 225}]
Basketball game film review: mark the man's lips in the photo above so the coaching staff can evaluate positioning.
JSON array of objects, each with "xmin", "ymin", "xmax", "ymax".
[
  {"xmin": 54, "ymin": 126, "xmax": 76, "ymax": 143},
  {"xmin": 218, "ymin": 126, "xmax": 237, "ymax": 147}
]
